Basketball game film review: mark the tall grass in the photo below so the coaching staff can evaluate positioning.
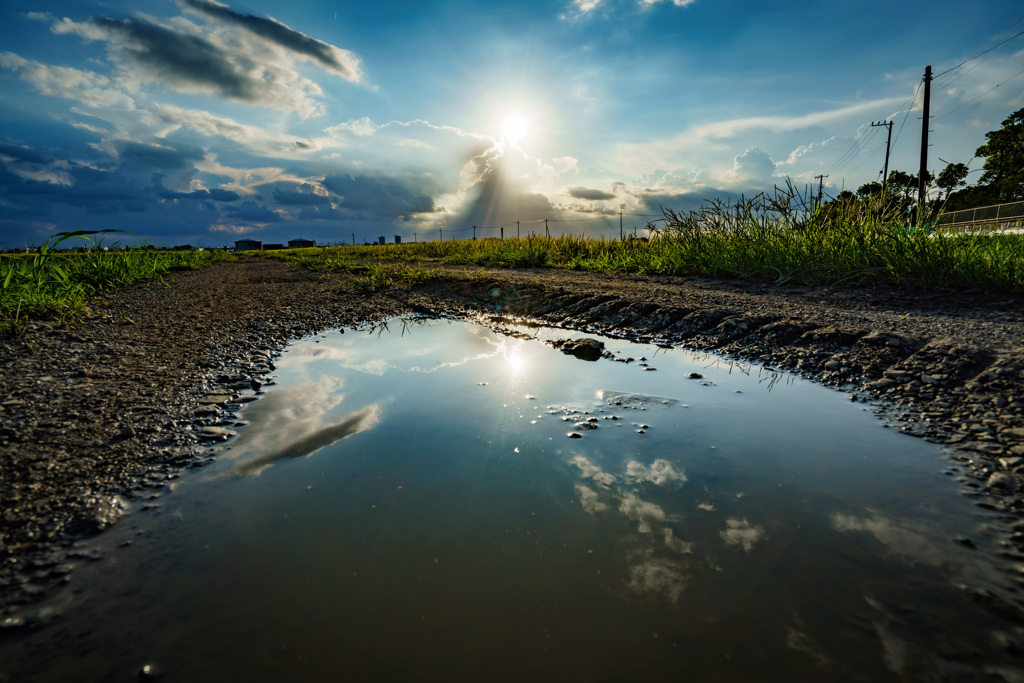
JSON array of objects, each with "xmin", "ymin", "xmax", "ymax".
[
  {"xmin": 261, "ymin": 185, "xmax": 1024, "ymax": 292},
  {"xmin": 1, "ymin": 231, "xmax": 232, "ymax": 330}
]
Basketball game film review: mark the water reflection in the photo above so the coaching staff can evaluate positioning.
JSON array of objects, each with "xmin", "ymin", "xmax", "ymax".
[
  {"xmin": 6, "ymin": 318, "xmax": 1021, "ymax": 682},
  {"xmin": 831, "ymin": 510, "xmax": 950, "ymax": 567},
  {"xmin": 720, "ymin": 518, "xmax": 766, "ymax": 552},
  {"xmin": 223, "ymin": 376, "xmax": 380, "ymax": 476}
]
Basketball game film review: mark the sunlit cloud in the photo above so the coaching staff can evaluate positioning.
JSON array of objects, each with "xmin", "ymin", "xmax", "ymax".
[
  {"xmin": 0, "ymin": 52, "xmax": 134, "ymax": 108},
  {"xmin": 48, "ymin": 9, "xmax": 343, "ymax": 117},
  {"xmin": 178, "ymin": 0, "xmax": 362, "ymax": 82}
]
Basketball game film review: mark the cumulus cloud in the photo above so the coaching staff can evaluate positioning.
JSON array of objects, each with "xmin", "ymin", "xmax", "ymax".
[
  {"xmin": 180, "ymin": 0, "xmax": 362, "ymax": 81},
  {"xmin": 723, "ymin": 146, "xmax": 777, "ymax": 184}
]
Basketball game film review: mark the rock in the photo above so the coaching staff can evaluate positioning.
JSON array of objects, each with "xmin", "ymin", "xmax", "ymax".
[
  {"xmin": 554, "ymin": 337, "xmax": 605, "ymax": 362},
  {"xmin": 567, "ymin": 432, "xmax": 583, "ymax": 439},
  {"xmin": 200, "ymin": 393, "xmax": 232, "ymax": 405},
  {"xmin": 686, "ymin": 372, "xmax": 703, "ymax": 379},
  {"xmin": 199, "ymin": 426, "xmax": 236, "ymax": 441},
  {"xmin": 987, "ymin": 471, "xmax": 1016, "ymax": 492}
]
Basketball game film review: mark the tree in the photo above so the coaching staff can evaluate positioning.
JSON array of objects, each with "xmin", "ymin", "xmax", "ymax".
[
  {"xmin": 974, "ymin": 107, "xmax": 1024, "ymax": 201},
  {"xmin": 936, "ymin": 162, "xmax": 969, "ymax": 201},
  {"xmin": 856, "ymin": 181, "xmax": 882, "ymax": 198},
  {"xmin": 887, "ymin": 170, "xmax": 916, "ymax": 200}
]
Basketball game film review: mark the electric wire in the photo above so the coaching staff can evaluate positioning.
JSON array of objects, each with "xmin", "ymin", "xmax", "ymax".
[{"xmin": 935, "ymin": 66, "xmax": 1024, "ymax": 120}]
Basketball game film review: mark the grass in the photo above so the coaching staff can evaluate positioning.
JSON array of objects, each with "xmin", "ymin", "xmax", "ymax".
[
  {"xmin": 1, "ymin": 231, "xmax": 232, "ymax": 332},
  {"xmin": 257, "ymin": 186, "xmax": 1024, "ymax": 293}
]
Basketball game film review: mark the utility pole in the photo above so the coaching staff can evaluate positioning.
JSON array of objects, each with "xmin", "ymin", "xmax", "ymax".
[
  {"xmin": 814, "ymin": 175, "xmax": 828, "ymax": 209},
  {"xmin": 472, "ymin": 225, "xmax": 476, "ymax": 240},
  {"xmin": 439, "ymin": 229, "xmax": 442, "ymax": 242},
  {"xmin": 352, "ymin": 232, "xmax": 355, "ymax": 246},
  {"xmin": 918, "ymin": 65, "xmax": 932, "ymax": 224},
  {"xmin": 872, "ymin": 120, "xmax": 893, "ymax": 195},
  {"xmin": 620, "ymin": 211, "xmax": 623, "ymax": 240},
  {"xmin": 516, "ymin": 220, "xmax": 520, "ymax": 238},
  {"xmin": 500, "ymin": 226, "xmax": 504, "ymax": 240},
  {"xmin": 544, "ymin": 218, "xmax": 549, "ymax": 238},
  {"xmin": 414, "ymin": 233, "xmax": 417, "ymax": 243}
]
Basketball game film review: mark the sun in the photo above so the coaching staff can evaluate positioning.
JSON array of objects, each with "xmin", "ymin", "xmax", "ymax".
[{"xmin": 501, "ymin": 113, "xmax": 529, "ymax": 147}]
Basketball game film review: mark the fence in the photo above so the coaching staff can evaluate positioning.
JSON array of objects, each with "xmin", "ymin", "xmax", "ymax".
[{"xmin": 935, "ymin": 200, "xmax": 1024, "ymax": 229}]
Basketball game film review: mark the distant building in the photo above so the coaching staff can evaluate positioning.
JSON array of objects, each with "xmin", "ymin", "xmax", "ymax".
[
  {"xmin": 263, "ymin": 243, "xmax": 285, "ymax": 251},
  {"xmin": 288, "ymin": 238, "xmax": 316, "ymax": 249},
  {"xmin": 394, "ymin": 235, "xmax": 402, "ymax": 244},
  {"xmin": 378, "ymin": 236, "xmax": 386, "ymax": 245},
  {"xmin": 234, "ymin": 239, "xmax": 262, "ymax": 251}
]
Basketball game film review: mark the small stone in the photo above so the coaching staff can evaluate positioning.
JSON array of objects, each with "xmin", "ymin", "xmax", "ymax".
[
  {"xmin": 200, "ymin": 426, "xmax": 236, "ymax": 441},
  {"xmin": 686, "ymin": 372, "xmax": 703, "ymax": 379},
  {"xmin": 567, "ymin": 432, "xmax": 583, "ymax": 439},
  {"xmin": 987, "ymin": 471, "xmax": 1016, "ymax": 491}
]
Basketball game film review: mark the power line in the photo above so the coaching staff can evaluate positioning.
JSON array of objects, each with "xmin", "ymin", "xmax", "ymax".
[
  {"xmin": 935, "ymin": 66, "xmax": 1024, "ymax": 120},
  {"xmin": 933, "ymin": 18, "xmax": 1024, "ymax": 89}
]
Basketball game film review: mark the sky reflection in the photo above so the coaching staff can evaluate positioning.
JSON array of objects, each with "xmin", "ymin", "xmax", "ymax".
[{"xmin": 223, "ymin": 376, "xmax": 380, "ymax": 476}]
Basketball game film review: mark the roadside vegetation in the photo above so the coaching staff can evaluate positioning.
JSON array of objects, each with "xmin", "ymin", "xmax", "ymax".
[
  {"xmin": 1, "ymin": 231, "xmax": 231, "ymax": 332},
  {"xmin": 255, "ymin": 184, "xmax": 1024, "ymax": 293}
]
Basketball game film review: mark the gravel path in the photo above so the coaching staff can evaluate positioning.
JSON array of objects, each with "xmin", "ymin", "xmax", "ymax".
[{"xmin": 2, "ymin": 255, "xmax": 1023, "ymax": 624}]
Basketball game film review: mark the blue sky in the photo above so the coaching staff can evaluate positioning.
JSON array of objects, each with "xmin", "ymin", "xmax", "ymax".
[{"xmin": 1, "ymin": 0, "xmax": 1021, "ymax": 248}]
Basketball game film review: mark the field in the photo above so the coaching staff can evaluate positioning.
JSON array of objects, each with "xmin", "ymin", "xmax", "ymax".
[
  {"xmin": 1, "ymin": 231, "xmax": 231, "ymax": 329},
  {"xmin": 260, "ymin": 193, "xmax": 1024, "ymax": 292}
]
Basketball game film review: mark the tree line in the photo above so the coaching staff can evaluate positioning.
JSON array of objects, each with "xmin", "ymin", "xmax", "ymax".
[{"xmin": 828, "ymin": 106, "xmax": 1024, "ymax": 219}]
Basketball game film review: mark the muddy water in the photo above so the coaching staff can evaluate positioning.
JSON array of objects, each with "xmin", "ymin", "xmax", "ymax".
[{"xmin": 2, "ymin": 317, "xmax": 1021, "ymax": 681}]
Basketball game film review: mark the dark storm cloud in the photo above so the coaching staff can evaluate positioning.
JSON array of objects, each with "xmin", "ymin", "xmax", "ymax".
[
  {"xmin": 119, "ymin": 140, "xmax": 204, "ymax": 170},
  {"xmin": 273, "ymin": 188, "xmax": 331, "ymax": 205},
  {"xmin": 0, "ymin": 142, "xmax": 52, "ymax": 165},
  {"xmin": 568, "ymin": 186, "xmax": 616, "ymax": 201},
  {"xmin": 181, "ymin": 0, "xmax": 361, "ymax": 81},
  {"xmin": 322, "ymin": 174, "xmax": 437, "ymax": 220},
  {"xmin": 160, "ymin": 188, "xmax": 241, "ymax": 201},
  {"xmin": 0, "ymin": 163, "xmax": 136, "ymax": 211},
  {"xmin": 225, "ymin": 201, "xmax": 282, "ymax": 223},
  {"xmin": 86, "ymin": 16, "xmax": 268, "ymax": 103}
]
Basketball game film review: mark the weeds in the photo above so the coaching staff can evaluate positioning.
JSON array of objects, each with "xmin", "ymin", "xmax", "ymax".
[
  {"xmin": 1, "ymin": 234, "xmax": 232, "ymax": 331},
  {"xmin": 234, "ymin": 184, "xmax": 1024, "ymax": 293}
]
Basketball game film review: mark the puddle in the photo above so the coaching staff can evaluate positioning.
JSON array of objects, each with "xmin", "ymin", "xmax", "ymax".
[{"xmin": 3, "ymin": 317, "xmax": 1023, "ymax": 682}]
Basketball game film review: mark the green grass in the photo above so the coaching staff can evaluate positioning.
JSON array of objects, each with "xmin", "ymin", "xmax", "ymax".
[
  {"xmin": 1, "ymin": 231, "xmax": 232, "ymax": 331},
  {"xmin": 258, "ymin": 188, "xmax": 1024, "ymax": 293}
]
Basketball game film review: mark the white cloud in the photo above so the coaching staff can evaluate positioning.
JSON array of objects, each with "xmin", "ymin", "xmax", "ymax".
[{"xmin": 0, "ymin": 52, "xmax": 135, "ymax": 108}]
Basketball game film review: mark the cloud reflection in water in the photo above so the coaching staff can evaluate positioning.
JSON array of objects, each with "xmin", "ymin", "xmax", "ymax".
[{"xmin": 226, "ymin": 376, "xmax": 380, "ymax": 476}]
